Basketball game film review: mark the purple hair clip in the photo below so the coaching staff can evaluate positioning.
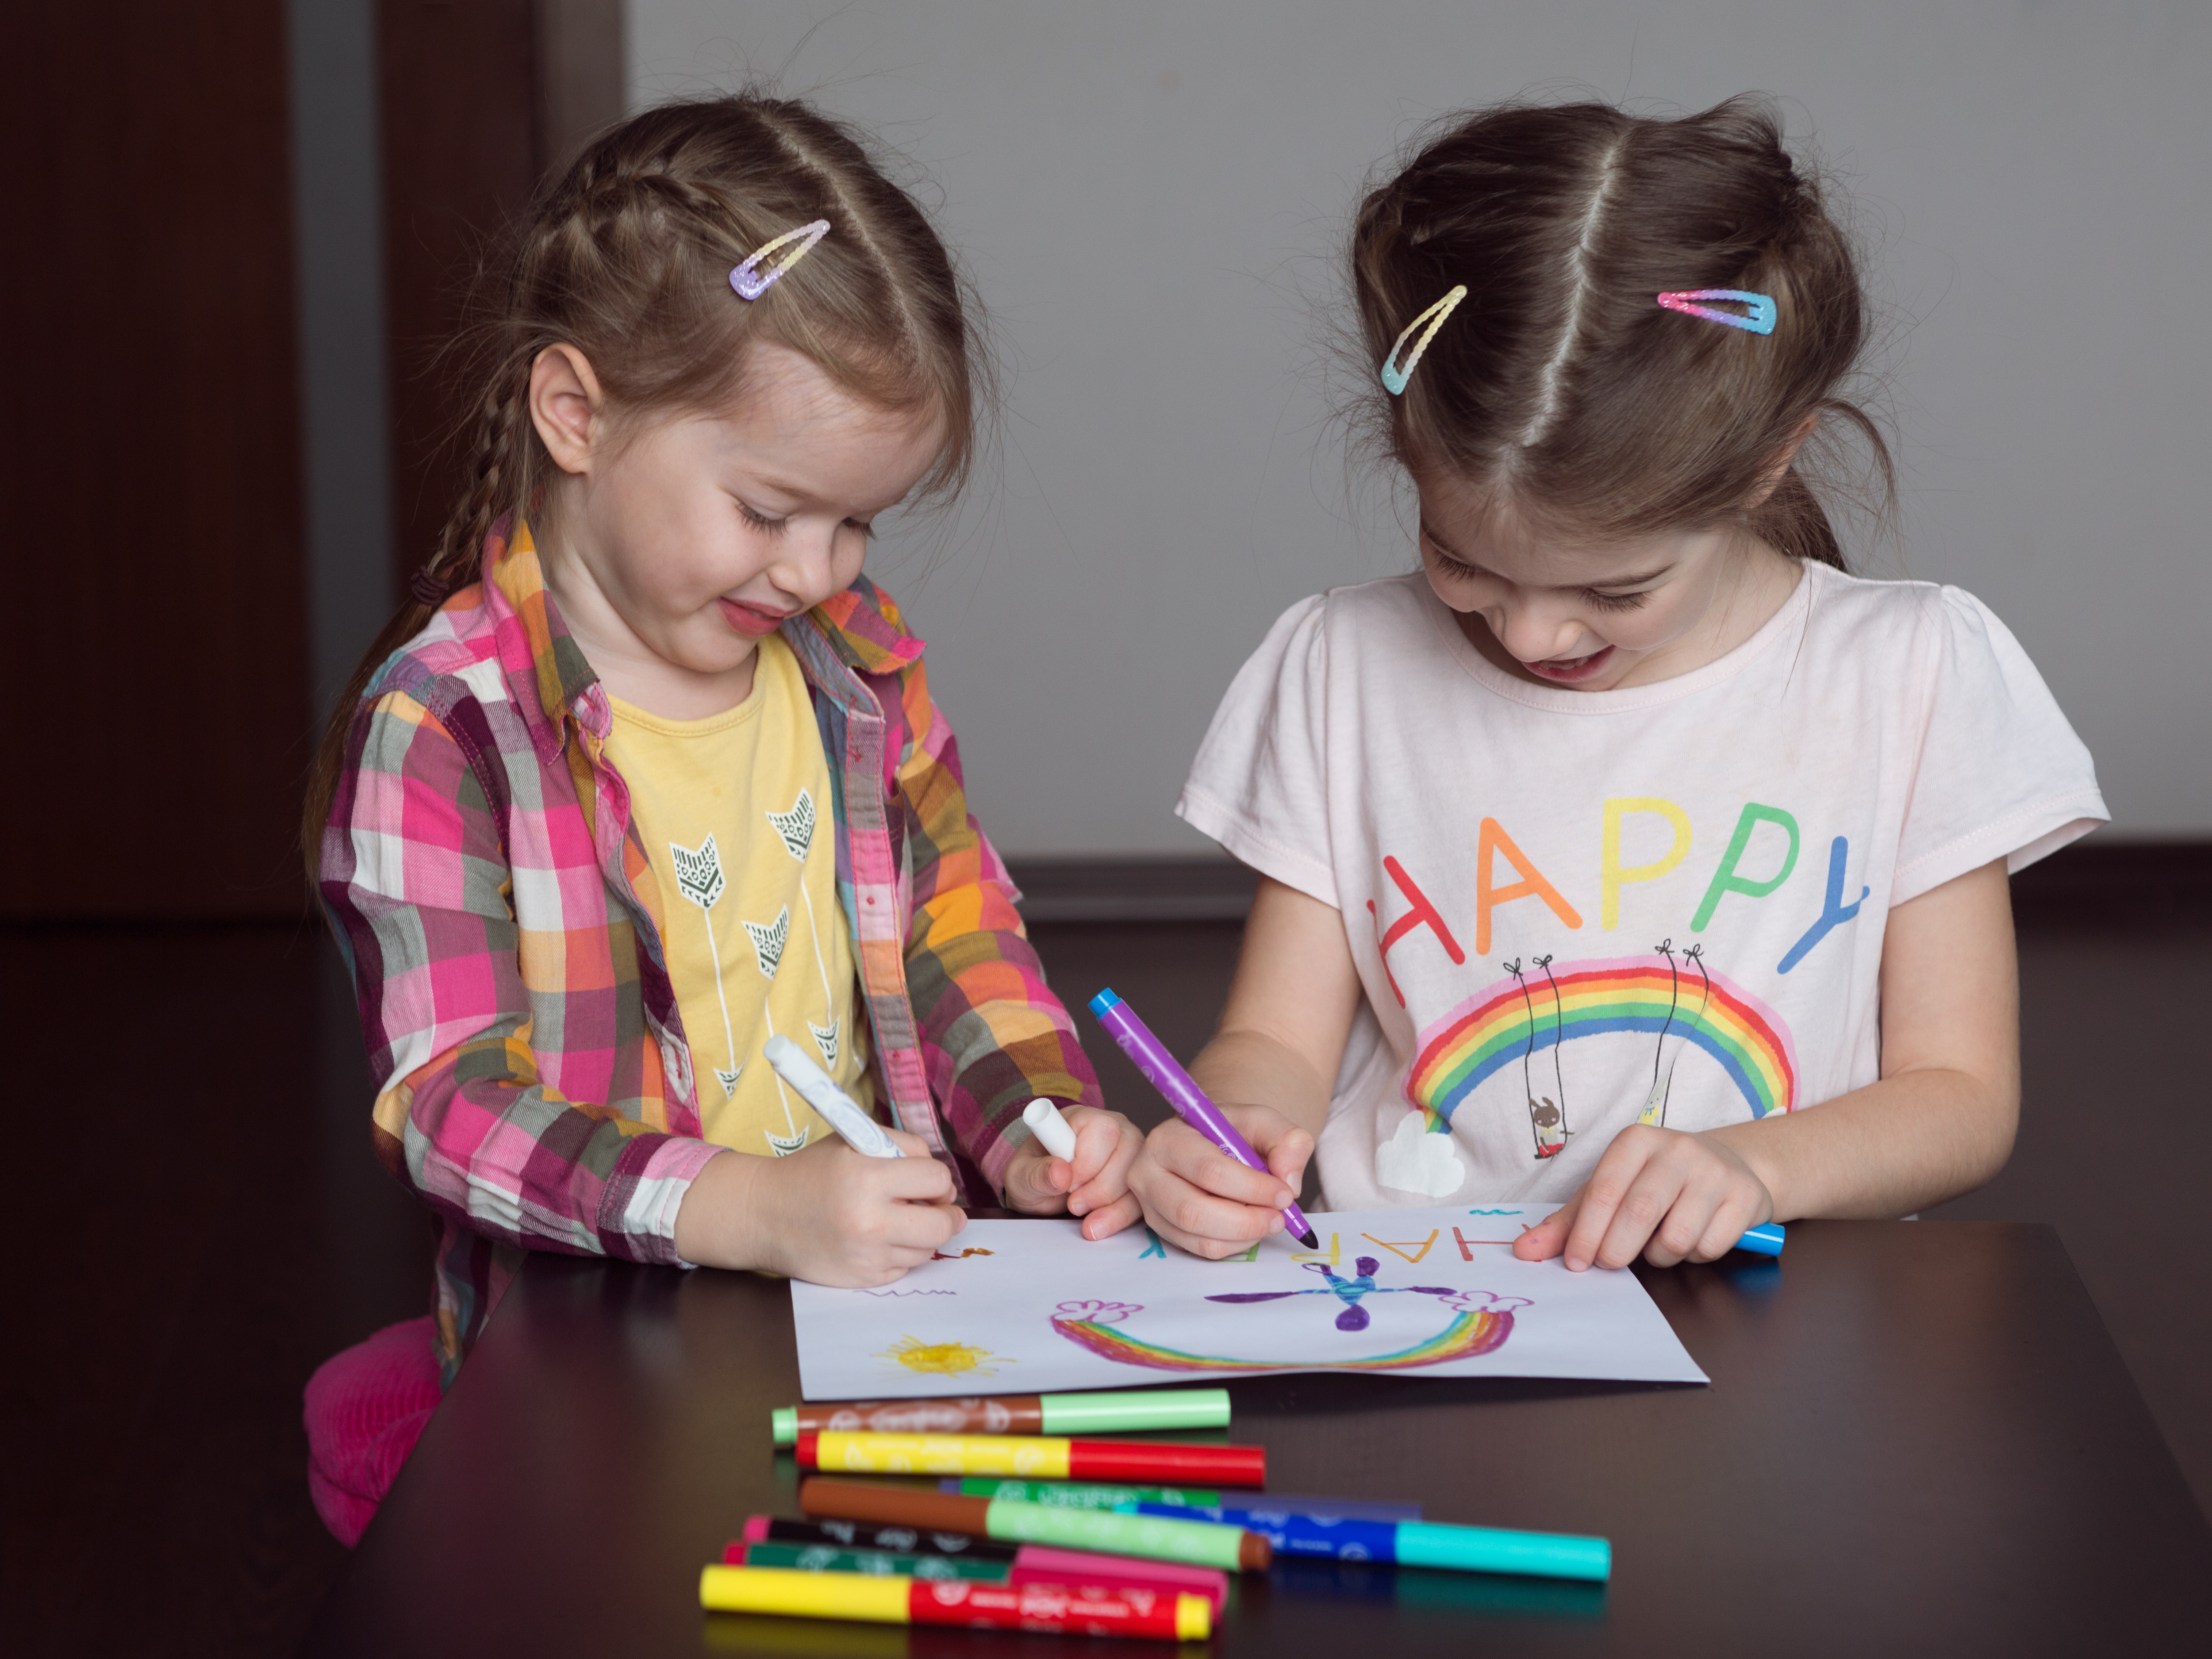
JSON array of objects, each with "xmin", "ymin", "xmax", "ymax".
[
  {"xmin": 729, "ymin": 219, "xmax": 831, "ymax": 301},
  {"xmin": 1656, "ymin": 288, "xmax": 1775, "ymax": 334}
]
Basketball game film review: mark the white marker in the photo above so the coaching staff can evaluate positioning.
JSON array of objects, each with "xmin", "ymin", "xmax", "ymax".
[
  {"xmin": 763, "ymin": 1035, "xmax": 902, "ymax": 1158},
  {"xmin": 1022, "ymin": 1097, "xmax": 1079, "ymax": 1160}
]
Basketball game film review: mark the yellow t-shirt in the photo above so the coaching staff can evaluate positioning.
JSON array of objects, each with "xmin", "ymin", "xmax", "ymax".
[{"xmin": 604, "ymin": 634, "xmax": 872, "ymax": 1156}]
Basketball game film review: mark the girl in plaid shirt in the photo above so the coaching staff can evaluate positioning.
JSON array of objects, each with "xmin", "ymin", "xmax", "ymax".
[{"xmin": 300, "ymin": 95, "xmax": 1141, "ymax": 1544}]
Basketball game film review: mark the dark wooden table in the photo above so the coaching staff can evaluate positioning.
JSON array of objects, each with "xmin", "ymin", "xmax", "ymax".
[{"xmin": 304, "ymin": 1222, "xmax": 2209, "ymax": 1656}]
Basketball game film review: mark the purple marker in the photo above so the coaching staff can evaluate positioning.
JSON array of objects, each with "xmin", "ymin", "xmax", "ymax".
[{"xmin": 1089, "ymin": 988, "xmax": 1319, "ymax": 1249}]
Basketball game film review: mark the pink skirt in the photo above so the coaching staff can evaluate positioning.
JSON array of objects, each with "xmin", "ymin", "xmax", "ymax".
[{"xmin": 303, "ymin": 1316, "xmax": 443, "ymax": 1546}]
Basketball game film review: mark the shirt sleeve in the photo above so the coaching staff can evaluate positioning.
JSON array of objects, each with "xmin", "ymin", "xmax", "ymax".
[
  {"xmin": 888, "ymin": 657, "xmax": 1104, "ymax": 1201},
  {"xmin": 322, "ymin": 690, "xmax": 722, "ymax": 1264},
  {"xmin": 1890, "ymin": 587, "xmax": 2110, "ymax": 906},
  {"xmin": 1175, "ymin": 593, "xmax": 1342, "ymax": 909}
]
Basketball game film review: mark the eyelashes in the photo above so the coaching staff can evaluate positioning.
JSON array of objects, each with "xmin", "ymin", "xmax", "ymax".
[
  {"xmin": 1424, "ymin": 538, "xmax": 1651, "ymax": 612},
  {"xmin": 1579, "ymin": 588, "xmax": 1649, "ymax": 613},
  {"xmin": 738, "ymin": 503, "xmax": 876, "ymax": 541}
]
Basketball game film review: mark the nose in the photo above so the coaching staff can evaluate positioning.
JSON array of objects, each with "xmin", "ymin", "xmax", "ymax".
[
  {"xmin": 768, "ymin": 520, "xmax": 845, "ymax": 606},
  {"xmin": 1493, "ymin": 599, "xmax": 1590, "ymax": 664}
]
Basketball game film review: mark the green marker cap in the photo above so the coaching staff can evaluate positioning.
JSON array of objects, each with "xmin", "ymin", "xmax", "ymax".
[
  {"xmin": 1394, "ymin": 1521, "xmax": 1611, "ymax": 1582},
  {"xmin": 1036, "ymin": 1387, "xmax": 1233, "ymax": 1436},
  {"xmin": 770, "ymin": 1407, "xmax": 798, "ymax": 1447},
  {"xmin": 986, "ymin": 1498, "xmax": 1250, "ymax": 1572}
]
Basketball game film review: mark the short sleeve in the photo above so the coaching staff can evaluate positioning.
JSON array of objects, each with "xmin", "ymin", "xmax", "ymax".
[
  {"xmin": 1175, "ymin": 595, "xmax": 1341, "ymax": 909},
  {"xmin": 1890, "ymin": 588, "xmax": 2108, "ymax": 905}
]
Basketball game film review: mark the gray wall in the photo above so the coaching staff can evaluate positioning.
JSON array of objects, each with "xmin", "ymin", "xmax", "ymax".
[{"xmin": 628, "ymin": 2, "xmax": 2208, "ymax": 852}]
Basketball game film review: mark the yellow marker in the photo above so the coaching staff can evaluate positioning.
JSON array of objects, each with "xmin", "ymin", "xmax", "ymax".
[
  {"xmin": 812, "ymin": 1429, "xmax": 1072, "ymax": 1477},
  {"xmin": 699, "ymin": 1565, "xmax": 1211, "ymax": 1640}
]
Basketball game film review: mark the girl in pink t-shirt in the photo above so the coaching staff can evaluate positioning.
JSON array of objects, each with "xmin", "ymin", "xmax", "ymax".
[{"xmin": 1129, "ymin": 98, "xmax": 2103, "ymax": 1271}]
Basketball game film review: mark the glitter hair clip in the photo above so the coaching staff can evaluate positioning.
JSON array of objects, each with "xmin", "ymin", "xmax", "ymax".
[
  {"xmin": 729, "ymin": 219, "xmax": 831, "ymax": 301},
  {"xmin": 1655, "ymin": 288, "xmax": 1775, "ymax": 335},
  {"xmin": 1379, "ymin": 284, "xmax": 1467, "ymax": 396}
]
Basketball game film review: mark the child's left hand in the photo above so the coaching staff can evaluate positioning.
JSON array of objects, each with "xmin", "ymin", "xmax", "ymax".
[
  {"xmin": 1002, "ymin": 1105, "xmax": 1145, "ymax": 1240},
  {"xmin": 1513, "ymin": 1125, "xmax": 1774, "ymax": 1271}
]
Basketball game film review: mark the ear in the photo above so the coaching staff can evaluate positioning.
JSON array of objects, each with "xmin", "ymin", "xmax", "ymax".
[
  {"xmin": 1743, "ymin": 411, "xmax": 1822, "ymax": 509},
  {"xmin": 528, "ymin": 344, "xmax": 607, "ymax": 476}
]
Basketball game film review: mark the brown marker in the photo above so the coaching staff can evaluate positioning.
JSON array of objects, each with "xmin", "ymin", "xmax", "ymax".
[
  {"xmin": 799, "ymin": 1478, "xmax": 1272, "ymax": 1573},
  {"xmin": 770, "ymin": 1387, "xmax": 1231, "ymax": 1445}
]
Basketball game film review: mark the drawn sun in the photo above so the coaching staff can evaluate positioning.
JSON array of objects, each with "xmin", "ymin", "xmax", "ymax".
[{"xmin": 879, "ymin": 1334, "xmax": 1013, "ymax": 1377}]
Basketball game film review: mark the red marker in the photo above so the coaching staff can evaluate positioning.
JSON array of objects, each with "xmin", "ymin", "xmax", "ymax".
[{"xmin": 796, "ymin": 1429, "xmax": 1265, "ymax": 1486}]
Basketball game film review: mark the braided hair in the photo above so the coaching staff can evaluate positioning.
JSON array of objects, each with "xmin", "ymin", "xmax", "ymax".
[{"xmin": 303, "ymin": 94, "xmax": 985, "ymax": 887}]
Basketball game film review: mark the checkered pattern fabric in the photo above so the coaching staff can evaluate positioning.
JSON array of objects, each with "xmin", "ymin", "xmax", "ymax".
[{"xmin": 321, "ymin": 521, "xmax": 1100, "ymax": 1381}]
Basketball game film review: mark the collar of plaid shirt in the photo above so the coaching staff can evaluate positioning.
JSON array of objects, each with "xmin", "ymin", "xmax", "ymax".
[{"xmin": 469, "ymin": 517, "xmax": 952, "ymax": 1156}]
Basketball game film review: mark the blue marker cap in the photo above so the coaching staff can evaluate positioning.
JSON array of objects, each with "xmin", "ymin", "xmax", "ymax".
[
  {"xmin": 1736, "ymin": 1222, "xmax": 1786, "ymax": 1257},
  {"xmin": 1394, "ymin": 1521, "xmax": 1611, "ymax": 1582},
  {"xmin": 1088, "ymin": 988, "xmax": 1123, "ymax": 1017}
]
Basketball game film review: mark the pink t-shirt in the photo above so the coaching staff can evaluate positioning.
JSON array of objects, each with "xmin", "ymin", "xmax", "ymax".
[{"xmin": 1178, "ymin": 564, "xmax": 2105, "ymax": 1211}]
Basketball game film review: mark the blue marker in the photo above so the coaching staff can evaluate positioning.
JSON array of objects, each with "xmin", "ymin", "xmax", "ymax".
[
  {"xmin": 1124, "ymin": 1504, "xmax": 1609, "ymax": 1582},
  {"xmin": 1736, "ymin": 1222, "xmax": 1786, "ymax": 1257}
]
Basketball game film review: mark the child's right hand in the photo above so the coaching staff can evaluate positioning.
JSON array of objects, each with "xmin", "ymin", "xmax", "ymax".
[
  {"xmin": 1125, "ymin": 1105, "xmax": 1313, "ymax": 1259},
  {"xmin": 674, "ymin": 1132, "xmax": 967, "ymax": 1286}
]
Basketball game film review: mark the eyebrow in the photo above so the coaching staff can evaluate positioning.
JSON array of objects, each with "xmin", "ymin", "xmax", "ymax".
[{"xmin": 1419, "ymin": 519, "xmax": 1674, "ymax": 591}]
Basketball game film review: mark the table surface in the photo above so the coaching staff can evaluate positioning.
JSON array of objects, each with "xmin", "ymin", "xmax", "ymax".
[{"xmin": 306, "ymin": 1221, "xmax": 2210, "ymax": 1657}]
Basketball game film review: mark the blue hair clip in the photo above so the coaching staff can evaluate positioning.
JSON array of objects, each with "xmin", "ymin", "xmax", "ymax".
[
  {"xmin": 730, "ymin": 219, "xmax": 831, "ymax": 301},
  {"xmin": 1655, "ymin": 288, "xmax": 1775, "ymax": 334},
  {"xmin": 1380, "ymin": 285, "xmax": 1468, "ymax": 395}
]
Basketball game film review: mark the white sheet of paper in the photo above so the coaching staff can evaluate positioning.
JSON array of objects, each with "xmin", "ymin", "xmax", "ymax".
[{"xmin": 788, "ymin": 1204, "xmax": 1709, "ymax": 1399}]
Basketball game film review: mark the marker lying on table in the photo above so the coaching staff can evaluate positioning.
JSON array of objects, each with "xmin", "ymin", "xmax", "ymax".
[
  {"xmin": 743, "ymin": 1516, "xmax": 1015, "ymax": 1560},
  {"xmin": 798, "ymin": 1429, "xmax": 1265, "ymax": 1486},
  {"xmin": 699, "ymin": 1565, "xmax": 1212, "ymax": 1641},
  {"xmin": 724, "ymin": 1538, "xmax": 1229, "ymax": 1617},
  {"xmin": 1122, "ymin": 1502, "xmax": 1611, "ymax": 1582},
  {"xmin": 771, "ymin": 1387, "xmax": 1231, "ymax": 1445},
  {"xmin": 1089, "ymin": 987, "xmax": 1319, "ymax": 1249},
  {"xmin": 1736, "ymin": 1221, "xmax": 1786, "ymax": 1257},
  {"xmin": 950, "ymin": 1478, "xmax": 1421, "ymax": 1521},
  {"xmin": 764, "ymin": 1035, "xmax": 901, "ymax": 1157},
  {"xmin": 800, "ymin": 1478, "xmax": 1274, "ymax": 1571}
]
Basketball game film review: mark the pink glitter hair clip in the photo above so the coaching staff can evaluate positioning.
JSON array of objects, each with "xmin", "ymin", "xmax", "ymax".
[
  {"xmin": 1379, "ymin": 284, "xmax": 1467, "ymax": 395},
  {"xmin": 729, "ymin": 219, "xmax": 831, "ymax": 301},
  {"xmin": 1655, "ymin": 288, "xmax": 1775, "ymax": 334}
]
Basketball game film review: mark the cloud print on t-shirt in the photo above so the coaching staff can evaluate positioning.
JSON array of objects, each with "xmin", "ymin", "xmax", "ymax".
[{"xmin": 1375, "ymin": 1110, "xmax": 1465, "ymax": 1197}]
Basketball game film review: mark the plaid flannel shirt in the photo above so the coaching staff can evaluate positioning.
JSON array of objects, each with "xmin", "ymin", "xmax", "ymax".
[{"xmin": 322, "ymin": 522, "xmax": 1100, "ymax": 1378}]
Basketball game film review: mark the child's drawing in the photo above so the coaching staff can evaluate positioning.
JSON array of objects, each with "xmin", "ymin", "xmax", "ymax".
[
  {"xmin": 878, "ymin": 1335, "xmax": 1013, "ymax": 1379},
  {"xmin": 1048, "ymin": 1291, "xmax": 1528, "ymax": 1375},
  {"xmin": 789, "ymin": 1205, "xmax": 1711, "ymax": 1398},
  {"xmin": 1206, "ymin": 1256, "xmax": 1459, "ymax": 1332}
]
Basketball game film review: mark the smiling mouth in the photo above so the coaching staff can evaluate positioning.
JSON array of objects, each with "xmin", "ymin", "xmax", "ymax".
[
  {"xmin": 718, "ymin": 597, "xmax": 794, "ymax": 636},
  {"xmin": 1522, "ymin": 645, "xmax": 1615, "ymax": 684}
]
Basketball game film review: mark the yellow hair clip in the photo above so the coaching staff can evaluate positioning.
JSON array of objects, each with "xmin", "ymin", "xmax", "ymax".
[
  {"xmin": 1379, "ymin": 285, "xmax": 1467, "ymax": 395},
  {"xmin": 729, "ymin": 219, "xmax": 831, "ymax": 301}
]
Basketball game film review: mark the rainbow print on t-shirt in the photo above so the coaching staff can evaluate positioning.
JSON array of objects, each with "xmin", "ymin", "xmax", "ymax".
[{"xmin": 1408, "ymin": 955, "xmax": 1797, "ymax": 1124}]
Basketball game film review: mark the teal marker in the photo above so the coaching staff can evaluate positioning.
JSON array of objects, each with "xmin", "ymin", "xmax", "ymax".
[{"xmin": 1127, "ymin": 1503, "xmax": 1609, "ymax": 1581}]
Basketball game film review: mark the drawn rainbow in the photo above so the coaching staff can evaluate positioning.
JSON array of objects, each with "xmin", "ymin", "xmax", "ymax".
[
  {"xmin": 1408, "ymin": 955, "xmax": 1796, "ymax": 1124},
  {"xmin": 1050, "ymin": 1306, "xmax": 1515, "ymax": 1374}
]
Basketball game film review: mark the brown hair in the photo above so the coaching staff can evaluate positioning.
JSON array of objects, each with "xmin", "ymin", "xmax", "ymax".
[
  {"xmin": 1351, "ymin": 96, "xmax": 1891, "ymax": 565},
  {"xmin": 302, "ymin": 93, "xmax": 986, "ymax": 885}
]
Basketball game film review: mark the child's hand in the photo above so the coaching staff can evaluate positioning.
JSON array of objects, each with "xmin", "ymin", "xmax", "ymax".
[
  {"xmin": 1126, "ymin": 1104, "xmax": 1313, "ymax": 1260},
  {"xmin": 676, "ymin": 1132, "xmax": 967, "ymax": 1286},
  {"xmin": 1512, "ymin": 1125, "xmax": 1772, "ymax": 1271},
  {"xmin": 1002, "ymin": 1106, "xmax": 1145, "ymax": 1240}
]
